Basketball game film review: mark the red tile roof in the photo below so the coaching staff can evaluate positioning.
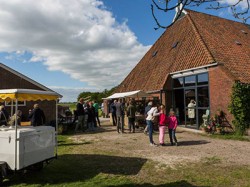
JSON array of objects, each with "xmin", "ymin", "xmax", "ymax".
[{"xmin": 116, "ymin": 10, "xmax": 250, "ymax": 93}]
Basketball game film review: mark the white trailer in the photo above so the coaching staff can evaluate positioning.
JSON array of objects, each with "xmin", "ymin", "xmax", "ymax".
[{"xmin": 0, "ymin": 89, "xmax": 61, "ymax": 183}]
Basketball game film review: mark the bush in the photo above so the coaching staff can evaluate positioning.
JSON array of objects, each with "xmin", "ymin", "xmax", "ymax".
[{"xmin": 228, "ymin": 81, "xmax": 250, "ymax": 135}]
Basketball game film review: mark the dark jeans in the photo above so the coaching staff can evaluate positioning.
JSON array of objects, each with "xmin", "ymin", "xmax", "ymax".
[
  {"xmin": 112, "ymin": 112, "xmax": 117, "ymax": 126},
  {"xmin": 146, "ymin": 120, "xmax": 154, "ymax": 144},
  {"xmin": 117, "ymin": 115, "xmax": 124, "ymax": 133},
  {"xmin": 168, "ymin": 128, "xmax": 177, "ymax": 144},
  {"xmin": 128, "ymin": 117, "xmax": 135, "ymax": 132},
  {"xmin": 95, "ymin": 112, "xmax": 100, "ymax": 126}
]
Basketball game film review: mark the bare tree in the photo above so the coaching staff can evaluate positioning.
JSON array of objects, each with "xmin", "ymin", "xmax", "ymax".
[{"xmin": 151, "ymin": 0, "xmax": 250, "ymax": 30}]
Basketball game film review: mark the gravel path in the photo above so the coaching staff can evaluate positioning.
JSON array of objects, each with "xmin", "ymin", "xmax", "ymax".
[{"xmin": 71, "ymin": 119, "xmax": 250, "ymax": 167}]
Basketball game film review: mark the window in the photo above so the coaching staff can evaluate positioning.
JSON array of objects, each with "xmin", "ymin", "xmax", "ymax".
[
  {"xmin": 153, "ymin": 97, "xmax": 159, "ymax": 101},
  {"xmin": 5, "ymin": 100, "xmax": 26, "ymax": 106},
  {"xmin": 184, "ymin": 76, "xmax": 196, "ymax": 87},
  {"xmin": 197, "ymin": 73, "xmax": 208, "ymax": 85},
  {"xmin": 197, "ymin": 87, "xmax": 209, "ymax": 107}
]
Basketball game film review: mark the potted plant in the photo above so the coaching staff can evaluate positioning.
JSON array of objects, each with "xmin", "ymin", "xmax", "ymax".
[
  {"xmin": 215, "ymin": 123, "xmax": 222, "ymax": 134},
  {"xmin": 200, "ymin": 124, "xmax": 209, "ymax": 133}
]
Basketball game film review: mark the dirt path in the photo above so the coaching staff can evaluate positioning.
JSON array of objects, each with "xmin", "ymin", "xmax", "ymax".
[{"xmin": 71, "ymin": 119, "xmax": 250, "ymax": 167}]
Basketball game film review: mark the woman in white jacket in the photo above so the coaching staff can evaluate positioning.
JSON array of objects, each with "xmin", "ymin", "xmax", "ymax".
[
  {"xmin": 188, "ymin": 99, "xmax": 196, "ymax": 125},
  {"xmin": 146, "ymin": 104, "xmax": 160, "ymax": 146}
]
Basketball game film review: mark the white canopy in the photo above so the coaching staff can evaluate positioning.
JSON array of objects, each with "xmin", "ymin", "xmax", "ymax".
[{"xmin": 105, "ymin": 90, "xmax": 150, "ymax": 99}]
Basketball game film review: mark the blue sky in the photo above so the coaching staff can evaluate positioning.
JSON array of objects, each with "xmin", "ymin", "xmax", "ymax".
[{"xmin": 0, "ymin": 0, "xmax": 248, "ymax": 102}]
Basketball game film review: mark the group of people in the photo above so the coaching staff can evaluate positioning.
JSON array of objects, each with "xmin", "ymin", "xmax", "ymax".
[
  {"xmin": 110, "ymin": 99, "xmax": 178, "ymax": 146},
  {"xmin": 74, "ymin": 98, "xmax": 101, "ymax": 133},
  {"xmin": 0, "ymin": 104, "xmax": 46, "ymax": 127},
  {"xmin": 109, "ymin": 99, "xmax": 136, "ymax": 134},
  {"xmin": 145, "ymin": 101, "xmax": 178, "ymax": 147},
  {"xmin": 109, "ymin": 99, "xmax": 178, "ymax": 147}
]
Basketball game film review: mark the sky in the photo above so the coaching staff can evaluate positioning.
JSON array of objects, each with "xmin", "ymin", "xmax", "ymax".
[{"xmin": 0, "ymin": 0, "xmax": 249, "ymax": 102}]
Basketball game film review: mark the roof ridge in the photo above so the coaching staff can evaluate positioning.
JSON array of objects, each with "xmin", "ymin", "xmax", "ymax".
[
  {"xmin": 0, "ymin": 62, "xmax": 58, "ymax": 94},
  {"xmin": 185, "ymin": 9, "xmax": 249, "ymax": 26},
  {"xmin": 186, "ymin": 12, "xmax": 216, "ymax": 64}
]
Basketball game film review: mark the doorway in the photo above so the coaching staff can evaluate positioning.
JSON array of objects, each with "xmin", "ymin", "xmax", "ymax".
[
  {"xmin": 185, "ymin": 88, "xmax": 197, "ymax": 128},
  {"xmin": 172, "ymin": 73, "xmax": 209, "ymax": 130}
]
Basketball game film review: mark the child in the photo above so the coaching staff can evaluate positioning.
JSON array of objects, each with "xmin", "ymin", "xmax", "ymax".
[
  {"xmin": 158, "ymin": 105, "xmax": 168, "ymax": 146},
  {"xmin": 168, "ymin": 111, "xmax": 178, "ymax": 146}
]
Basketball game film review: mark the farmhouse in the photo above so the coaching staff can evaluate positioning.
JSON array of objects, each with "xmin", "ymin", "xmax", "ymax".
[
  {"xmin": 0, "ymin": 63, "xmax": 62, "ymax": 124},
  {"xmin": 114, "ymin": 9, "xmax": 250, "ymax": 129}
]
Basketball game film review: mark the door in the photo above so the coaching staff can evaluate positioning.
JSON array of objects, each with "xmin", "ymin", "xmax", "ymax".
[{"xmin": 185, "ymin": 88, "xmax": 197, "ymax": 128}]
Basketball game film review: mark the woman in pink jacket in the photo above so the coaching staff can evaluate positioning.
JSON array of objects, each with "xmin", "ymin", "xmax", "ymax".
[
  {"xmin": 168, "ymin": 111, "xmax": 178, "ymax": 146},
  {"xmin": 158, "ymin": 105, "xmax": 168, "ymax": 146}
]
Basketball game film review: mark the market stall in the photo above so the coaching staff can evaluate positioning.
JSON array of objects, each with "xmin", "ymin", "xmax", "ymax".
[
  {"xmin": 0, "ymin": 89, "xmax": 61, "ymax": 182},
  {"xmin": 104, "ymin": 90, "xmax": 151, "ymax": 128},
  {"xmin": 105, "ymin": 90, "xmax": 150, "ymax": 99}
]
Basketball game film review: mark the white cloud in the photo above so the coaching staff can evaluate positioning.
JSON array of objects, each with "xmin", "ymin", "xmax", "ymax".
[
  {"xmin": 0, "ymin": 0, "xmax": 150, "ymax": 90},
  {"xmin": 220, "ymin": 0, "xmax": 249, "ymax": 9}
]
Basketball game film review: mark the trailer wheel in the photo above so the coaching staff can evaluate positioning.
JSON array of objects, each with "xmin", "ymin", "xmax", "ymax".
[
  {"xmin": 0, "ymin": 162, "xmax": 7, "ymax": 184},
  {"xmin": 0, "ymin": 167, "xmax": 4, "ymax": 184}
]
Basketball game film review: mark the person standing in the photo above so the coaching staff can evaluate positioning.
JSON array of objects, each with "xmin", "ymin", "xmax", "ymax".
[
  {"xmin": 93, "ymin": 101, "xmax": 101, "ymax": 127},
  {"xmin": 115, "ymin": 99, "xmax": 124, "ymax": 133},
  {"xmin": 9, "ymin": 110, "xmax": 22, "ymax": 126},
  {"xmin": 168, "ymin": 111, "xmax": 178, "ymax": 146},
  {"xmin": 188, "ymin": 99, "xmax": 196, "ymax": 125},
  {"xmin": 0, "ymin": 105, "xmax": 10, "ymax": 126},
  {"xmin": 75, "ymin": 98, "xmax": 85, "ymax": 132},
  {"xmin": 158, "ymin": 105, "xmax": 168, "ymax": 146},
  {"xmin": 87, "ymin": 102, "xmax": 96, "ymax": 131},
  {"xmin": 144, "ymin": 101, "xmax": 152, "ymax": 134},
  {"xmin": 29, "ymin": 104, "xmax": 46, "ymax": 126},
  {"xmin": 83, "ymin": 102, "xmax": 89, "ymax": 130},
  {"xmin": 146, "ymin": 103, "xmax": 160, "ymax": 146},
  {"xmin": 110, "ymin": 100, "xmax": 117, "ymax": 126},
  {"xmin": 127, "ymin": 100, "xmax": 136, "ymax": 133}
]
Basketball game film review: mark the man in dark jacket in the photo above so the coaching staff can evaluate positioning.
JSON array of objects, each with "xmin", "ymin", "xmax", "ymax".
[
  {"xmin": 29, "ymin": 104, "xmax": 46, "ymax": 126},
  {"xmin": 110, "ymin": 100, "xmax": 117, "ymax": 126},
  {"xmin": 75, "ymin": 98, "xmax": 85, "ymax": 132},
  {"xmin": 115, "ymin": 99, "xmax": 124, "ymax": 133},
  {"xmin": 127, "ymin": 100, "xmax": 136, "ymax": 133}
]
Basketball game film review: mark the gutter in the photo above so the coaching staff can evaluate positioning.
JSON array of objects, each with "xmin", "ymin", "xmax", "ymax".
[{"xmin": 170, "ymin": 62, "xmax": 218, "ymax": 75}]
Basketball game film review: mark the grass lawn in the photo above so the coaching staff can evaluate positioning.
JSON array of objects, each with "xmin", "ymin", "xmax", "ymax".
[{"xmin": 3, "ymin": 124, "xmax": 250, "ymax": 187}]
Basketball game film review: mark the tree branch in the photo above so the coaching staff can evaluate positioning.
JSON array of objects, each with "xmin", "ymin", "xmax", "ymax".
[{"xmin": 151, "ymin": 0, "xmax": 250, "ymax": 29}]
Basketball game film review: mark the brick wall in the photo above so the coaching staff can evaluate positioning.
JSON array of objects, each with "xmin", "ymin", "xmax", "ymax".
[{"xmin": 209, "ymin": 66, "xmax": 234, "ymax": 123}]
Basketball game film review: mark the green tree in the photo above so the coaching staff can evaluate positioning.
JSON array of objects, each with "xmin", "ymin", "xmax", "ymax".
[{"xmin": 77, "ymin": 86, "xmax": 117, "ymax": 104}]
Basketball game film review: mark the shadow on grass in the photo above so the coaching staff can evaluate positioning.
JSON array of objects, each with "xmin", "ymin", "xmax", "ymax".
[
  {"xmin": 109, "ymin": 180, "xmax": 209, "ymax": 187},
  {"xmin": 61, "ymin": 126, "xmax": 118, "ymax": 135},
  {"xmin": 58, "ymin": 142, "xmax": 92, "ymax": 146},
  {"xmin": 3, "ymin": 154, "xmax": 147, "ymax": 186},
  {"xmin": 178, "ymin": 140, "xmax": 210, "ymax": 146},
  {"xmin": 57, "ymin": 139, "xmax": 92, "ymax": 147}
]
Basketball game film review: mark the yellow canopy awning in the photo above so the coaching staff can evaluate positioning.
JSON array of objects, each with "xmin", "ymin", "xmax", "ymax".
[{"xmin": 0, "ymin": 89, "xmax": 62, "ymax": 102}]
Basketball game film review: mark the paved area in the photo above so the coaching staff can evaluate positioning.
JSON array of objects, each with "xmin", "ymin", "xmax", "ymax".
[{"xmin": 72, "ymin": 118, "xmax": 250, "ymax": 168}]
